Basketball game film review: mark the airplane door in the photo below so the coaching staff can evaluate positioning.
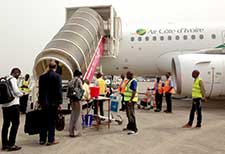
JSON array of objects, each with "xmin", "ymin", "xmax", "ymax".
[{"xmin": 223, "ymin": 31, "xmax": 225, "ymax": 43}]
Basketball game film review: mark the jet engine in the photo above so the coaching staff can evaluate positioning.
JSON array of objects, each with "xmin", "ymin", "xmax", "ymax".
[{"xmin": 172, "ymin": 54, "xmax": 225, "ymax": 97}]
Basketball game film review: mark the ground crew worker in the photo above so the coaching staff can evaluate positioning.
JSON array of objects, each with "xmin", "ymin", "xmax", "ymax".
[
  {"xmin": 19, "ymin": 74, "xmax": 31, "ymax": 114},
  {"xmin": 154, "ymin": 77, "xmax": 164, "ymax": 112},
  {"xmin": 183, "ymin": 70, "xmax": 206, "ymax": 128},
  {"xmin": 118, "ymin": 74, "xmax": 128, "ymax": 111},
  {"xmin": 123, "ymin": 71, "xmax": 138, "ymax": 135},
  {"xmin": 94, "ymin": 72, "xmax": 106, "ymax": 117},
  {"xmin": 163, "ymin": 72, "xmax": 174, "ymax": 113}
]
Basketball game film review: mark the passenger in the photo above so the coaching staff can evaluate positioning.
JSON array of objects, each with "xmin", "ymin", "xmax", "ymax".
[
  {"xmin": 118, "ymin": 74, "xmax": 128, "ymax": 111},
  {"xmin": 38, "ymin": 61, "xmax": 62, "ymax": 145},
  {"xmin": 68, "ymin": 69, "xmax": 83, "ymax": 137},
  {"xmin": 19, "ymin": 74, "xmax": 31, "ymax": 114},
  {"xmin": 123, "ymin": 71, "xmax": 138, "ymax": 135},
  {"xmin": 94, "ymin": 72, "xmax": 106, "ymax": 117},
  {"xmin": 182, "ymin": 70, "xmax": 206, "ymax": 128},
  {"xmin": 1, "ymin": 68, "xmax": 23, "ymax": 151},
  {"xmin": 55, "ymin": 60, "xmax": 62, "ymax": 76},
  {"xmin": 82, "ymin": 79, "xmax": 91, "ymax": 102},
  {"xmin": 154, "ymin": 77, "xmax": 164, "ymax": 112},
  {"xmin": 163, "ymin": 72, "xmax": 174, "ymax": 113}
]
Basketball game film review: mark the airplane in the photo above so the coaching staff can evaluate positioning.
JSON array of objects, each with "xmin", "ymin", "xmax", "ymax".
[{"xmin": 33, "ymin": 5, "xmax": 225, "ymax": 98}]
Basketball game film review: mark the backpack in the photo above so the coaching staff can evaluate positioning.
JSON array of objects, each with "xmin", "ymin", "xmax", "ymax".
[
  {"xmin": 67, "ymin": 78, "xmax": 84, "ymax": 101},
  {"xmin": 0, "ymin": 76, "xmax": 15, "ymax": 104}
]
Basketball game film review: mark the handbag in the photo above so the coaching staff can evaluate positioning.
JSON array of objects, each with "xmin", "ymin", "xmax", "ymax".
[
  {"xmin": 56, "ymin": 110, "xmax": 65, "ymax": 131},
  {"xmin": 67, "ymin": 78, "xmax": 84, "ymax": 101}
]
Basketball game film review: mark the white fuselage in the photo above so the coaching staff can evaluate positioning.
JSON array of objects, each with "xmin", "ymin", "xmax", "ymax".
[{"xmin": 101, "ymin": 23, "xmax": 225, "ymax": 76}]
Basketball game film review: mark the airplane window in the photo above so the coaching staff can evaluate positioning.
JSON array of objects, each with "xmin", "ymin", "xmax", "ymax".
[
  {"xmin": 138, "ymin": 37, "xmax": 142, "ymax": 41},
  {"xmin": 199, "ymin": 34, "xmax": 204, "ymax": 39},
  {"xmin": 168, "ymin": 36, "xmax": 172, "ymax": 40},
  {"xmin": 131, "ymin": 37, "xmax": 135, "ymax": 41},
  {"xmin": 211, "ymin": 34, "xmax": 216, "ymax": 39},
  {"xmin": 191, "ymin": 35, "xmax": 196, "ymax": 40},
  {"xmin": 152, "ymin": 36, "xmax": 157, "ymax": 41},
  {"xmin": 175, "ymin": 35, "xmax": 180, "ymax": 40},
  {"xmin": 145, "ymin": 36, "xmax": 150, "ymax": 41},
  {"xmin": 160, "ymin": 36, "xmax": 164, "ymax": 41},
  {"xmin": 183, "ymin": 35, "xmax": 188, "ymax": 40}
]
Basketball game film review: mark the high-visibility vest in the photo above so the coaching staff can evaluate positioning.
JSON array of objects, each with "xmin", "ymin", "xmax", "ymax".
[
  {"xmin": 164, "ymin": 79, "xmax": 175, "ymax": 94},
  {"xmin": 154, "ymin": 81, "xmax": 163, "ymax": 94},
  {"xmin": 192, "ymin": 77, "xmax": 202, "ymax": 98},
  {"xmin": 97, "ymin": 78, "xmax": 106, "ymax": 95},
  {"xmin": 118, "ymin": 79, "xmax": 128, "ymax": 94},
  {"xmin": 19, "ymin": 80, "xmax": 31, "ymax": 93},
  {"xmin": 124, "ymin": 78, "xmax": 138, "ymax": 102}
]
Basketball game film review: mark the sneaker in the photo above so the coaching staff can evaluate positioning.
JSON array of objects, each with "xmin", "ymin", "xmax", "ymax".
[
  {"xmin": 39, "ymin": 141, "xmax": 46, "ymax": 145},
  {"xmin": 164, "ymin": 110, "xmax": 172, "ymax": 113},
  {"xmin": 182, "ymin": 123, "xmax": 192, "ymax": 128},
  {"xmin": 122, "ymin": 128, "xmax": 129, "ymax": 131},
  {"xmin": 7, "ymin": 145, "xmax": 22, "ymax": 151},
  {"xmin": 46, "ymin": 140, "xmax": 59, "ymax": 146},
  {"xmin": 127, "ymin": 130, "xmax": 138, "ymax": 135},
  {"xmin": 154, "ymin": 109, "xmax": 161, "ymax": 112}
]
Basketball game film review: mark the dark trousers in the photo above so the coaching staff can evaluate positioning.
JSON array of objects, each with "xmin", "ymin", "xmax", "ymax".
[
  {"xmin": 120, "ymin": 94, "xmax": 126, "ymax": 111},
  {"xmin": 39, "ymin": 106, "xmax": 57, "ymax": 143},
  {"xmin": 94, "ymin": 95, "xmax": 104, "ymax": 116},
  {"xmin": 165, "ymin": 93, "xmax": 172, "ymax": 112},
  {"xmin": 125, "ymin": 101, "xmax": 138, "ymax": 132},
  {"xmin": 155, "ymin": 92, "xmax": 163, "ymax": 110},
  {"xmin": 19, "ymin": 94, "xmax": 29, "ymax": 113},
  {"xmin": 1, "ymin": 105, "xmax": 20, "ymax": 147},
  {"xmin": 188, "ymin": 98, "xmax": 202, "ymax": 126}
]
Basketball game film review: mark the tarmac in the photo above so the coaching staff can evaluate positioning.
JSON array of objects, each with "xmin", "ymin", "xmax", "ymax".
[{"xmin": 0, "ymin": 82, "xmax": 225, "ymax": 154}]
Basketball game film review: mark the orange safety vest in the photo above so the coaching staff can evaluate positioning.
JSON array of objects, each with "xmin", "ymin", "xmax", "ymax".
[
  {"xmin": 154, "ymin": 81, "xmax": 163, "ymax": 94},
  {"xmin": 118, "ymin": 79, "xmax": 128, "ymax": 94},
  {"xmin": 164, "ymin": 79, "xmax": 175, "ymax": 94}
]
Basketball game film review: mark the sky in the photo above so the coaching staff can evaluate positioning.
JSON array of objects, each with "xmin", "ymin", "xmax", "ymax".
[{"xmin": 1, "ymin": 0, "xmax": 225, "ymax": 77}]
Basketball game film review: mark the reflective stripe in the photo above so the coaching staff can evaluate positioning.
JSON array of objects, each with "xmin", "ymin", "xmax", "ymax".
[
  {"xmin": 124, "ymin": 78, "xmax": 138, "ymax": 102},
  {"xmin": 19, "ymin": 80, "xmax": 30, "ymax": 93},
  {"xmin": 118, "ymin": 79, "xmax": 128, "ymax": 94},
  {"xmin": 164, "ymin": 79, "xmax": 175, "ymax": 93},
  {"xmin": 154, "ymin": 81, "xmax": 163, "ymax": 94},
  {"xmin": 192, "ymin": 77, "xmax": 202, "ymax": 98}
]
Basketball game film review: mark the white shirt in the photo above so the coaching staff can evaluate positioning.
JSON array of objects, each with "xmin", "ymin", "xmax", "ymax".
[{"xmin": 1, "ymin": 75, "xmax": 23, "ymax": 108}]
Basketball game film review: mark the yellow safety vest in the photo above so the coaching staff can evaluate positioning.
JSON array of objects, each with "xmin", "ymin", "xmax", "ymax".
[
  {"xmin": 97, "ymin": 78, "xmax": 106, "ymax": 95},
  {"xmin": 192, "ymin": 77, "xmax": 202, "ymax": 98},
  {"xmin": 124, "ymin": 78, "xmax": 138, "ymax": 102},
  {"xmin": 19, "ymin": 80, "xmax": 31, "ymax": 93}
]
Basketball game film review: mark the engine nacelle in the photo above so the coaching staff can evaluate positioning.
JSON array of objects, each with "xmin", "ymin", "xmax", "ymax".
[{"xmin": 172, "ymin": 54, "xmax": 225, "ymax": 97}]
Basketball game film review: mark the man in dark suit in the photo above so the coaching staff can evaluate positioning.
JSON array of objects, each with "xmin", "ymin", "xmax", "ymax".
[{"xmin": 38, "ymin": 61, "xmax": 62, "ymax": 146}]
